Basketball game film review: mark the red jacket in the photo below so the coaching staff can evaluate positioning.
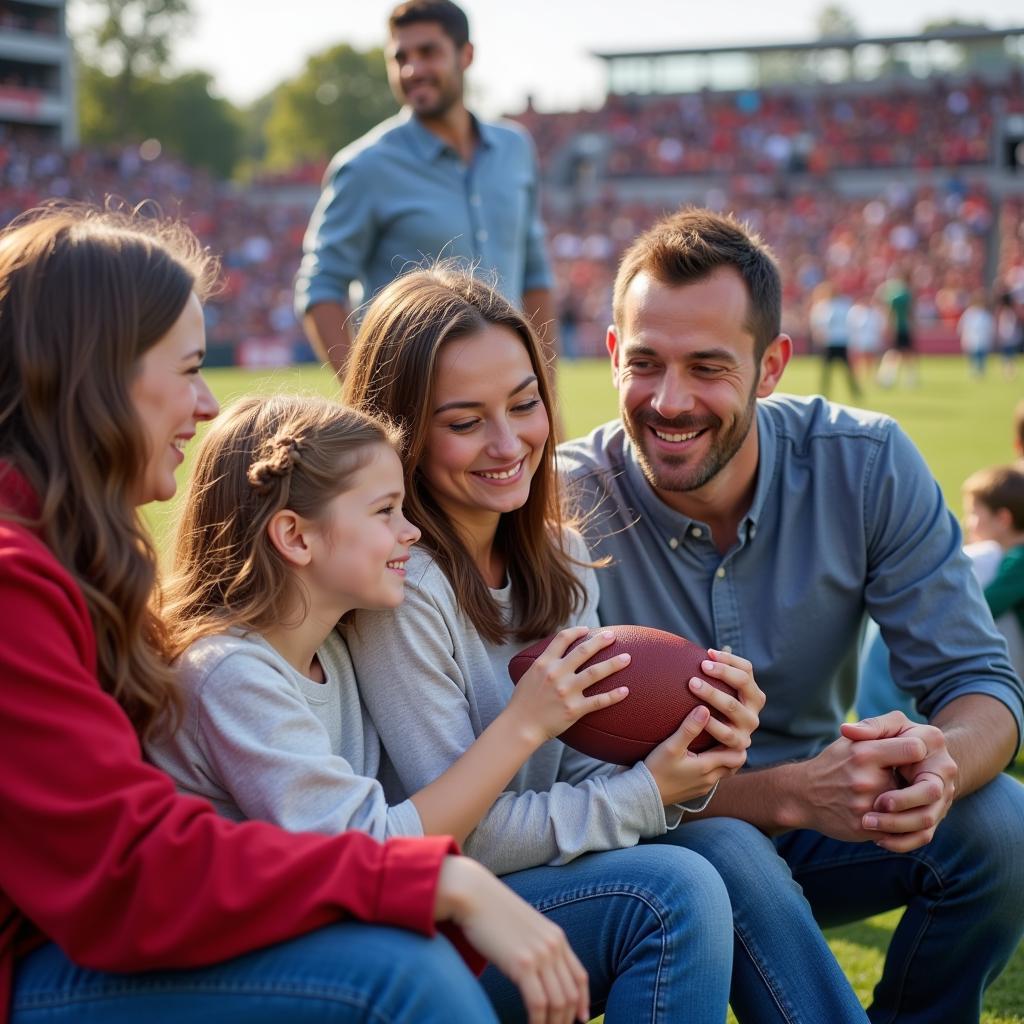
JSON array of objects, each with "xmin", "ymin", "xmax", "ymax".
[{"xmin": 0, "ymin": 470, "xmax": 481, "ymax": 1022}]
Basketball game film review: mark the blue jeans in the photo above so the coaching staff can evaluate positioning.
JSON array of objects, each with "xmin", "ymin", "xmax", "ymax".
[
  {"xmin": 649, "ymin": 819, "xmax": 869, "ymax": 1024},
  {"xmin": 12, "ymin": 923, "xmax": 498, "ymax": 1023},
  {"xmin": 778, "ymin": 772, "xmax": 1024, "ymax": 1024},
  {"xmin": 484, "ymin": 844, "xmax": 732, "ymax": 1023}
]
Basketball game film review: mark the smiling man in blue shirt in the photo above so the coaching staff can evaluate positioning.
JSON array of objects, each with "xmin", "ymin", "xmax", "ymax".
[
  {"xmin": 295, "ymin": 0, "xmax": 555, "ymax": 375},
  {"xmin": 560, "ymin": 207, "xmax": 1024, "ymax": 1024}
]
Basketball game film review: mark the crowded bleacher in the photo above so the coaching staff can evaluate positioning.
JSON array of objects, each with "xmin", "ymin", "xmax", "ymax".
[
  {"xmin": 2, "ymin": 27, "xmax": 1022, "ymax": 365},
  {"xmin": 515, "ymin": 73, "xmax": 1024, "ymax": 178}
]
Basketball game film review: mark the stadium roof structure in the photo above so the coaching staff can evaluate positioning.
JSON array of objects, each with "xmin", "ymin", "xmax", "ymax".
[
  {"xmin": 592, "ymin": 24, "xmax": 1024, "ymax": 61},
  {"xmin": 593, "ymin": 24, "xmax": 1024, "ymax": 95}
]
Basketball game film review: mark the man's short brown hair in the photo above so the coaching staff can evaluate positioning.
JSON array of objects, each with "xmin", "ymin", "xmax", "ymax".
[
  {"xmin": 612, "ymin": 207, "xmax": 782, "ymax": 360},
  {"xmin": 389, "ymin": 0, "xmax": 469, "ymax": 48},
  {"xmin": 963, "ymin": 464, "xmax": 1024, "ymax": 532}
]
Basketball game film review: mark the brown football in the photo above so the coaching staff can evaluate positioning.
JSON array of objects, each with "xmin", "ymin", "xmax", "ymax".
[{"xmin": 508, "ymin": 624, "xmax": 733, "ymax": 765}]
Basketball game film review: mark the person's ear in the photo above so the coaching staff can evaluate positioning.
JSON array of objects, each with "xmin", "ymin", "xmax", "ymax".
[
  {"xmin": 994, "ymin": 507, "xmax": 1015, "ymax": 534},
  {"xmin": 459, "ymin": 40, "xmax": 474, "ymax": 72},
  {"xmin": 266, "ymin": 509, "xmax": 313, "ymax": 568},
  {"xmin": 756, "ymin": 334, "xmax": 793, "ymax": 398},
  {"xmin": 607, "ymin": 324, "xmax": 621, "ymax": 388}
]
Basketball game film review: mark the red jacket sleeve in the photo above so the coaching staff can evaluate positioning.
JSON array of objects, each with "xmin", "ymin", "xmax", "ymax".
[{"xmin": 0, "ymin": 524, "xmax": 483, "ymax": 975}]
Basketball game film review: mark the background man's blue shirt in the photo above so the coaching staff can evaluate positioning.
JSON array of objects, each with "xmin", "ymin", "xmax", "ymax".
[
  {"xmin": 294, "ymin": 109, "xmax": 551, "ymax": 317},
  {"xmin": 559, "ymin": 394, "xmax": 1023, "ymax": 769}
]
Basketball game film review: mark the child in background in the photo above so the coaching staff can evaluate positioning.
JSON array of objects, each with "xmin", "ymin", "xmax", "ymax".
[
  {"xmin": 149, "ymin": 392, "xmax": 735, "ymax": 1024},
  {"xmin": 857, "ymin": 462, "xmax": 1024, "ymax": 721},
  {"xmin": 961, "ymin": 465, "xmax": 1024, "ymax": 670}
]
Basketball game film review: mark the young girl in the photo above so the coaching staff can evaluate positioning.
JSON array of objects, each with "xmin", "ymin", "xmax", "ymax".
[
  {"xmin": 154, "ymin": 394, "xmax": 630, "ymax": 843},
  {"xmin": 150, "ymin": 391, "xmax": 736, "ymax": 1023},
  {"xmin": 340, "ymin": 267, "xmax": 870, "ymax": 1024},
  {"xmin": 0, "ymin": 204, "xmax": 584, "ymax": 1024}
]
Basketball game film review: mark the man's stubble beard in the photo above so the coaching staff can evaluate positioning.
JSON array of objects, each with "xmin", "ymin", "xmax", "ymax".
[{"xmin": 625, "ymin": 382, "xmax": 758, "ymax": 494}]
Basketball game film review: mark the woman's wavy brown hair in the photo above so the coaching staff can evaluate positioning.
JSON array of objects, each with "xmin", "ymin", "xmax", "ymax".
[
  {"xmin": 341, "ymin": 266, "xmax": 585, "ymax": 645},
  {"xmin": 163, "ymin": 394, "xmax": 401, "ymax": 659},
  {"xmin": 0, "ymin": 202, "xmax": 218, "ymax": 738}
]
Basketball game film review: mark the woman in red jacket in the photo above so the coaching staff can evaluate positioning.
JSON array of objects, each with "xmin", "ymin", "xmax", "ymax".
[{"xmin": 0, "ymin": 204, "xmax": 588, "ymax": 1024}]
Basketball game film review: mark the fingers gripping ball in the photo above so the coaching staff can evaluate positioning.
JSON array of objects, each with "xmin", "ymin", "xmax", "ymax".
[{"xmin": 508, "ymin": 624, "xmax": 734, "ymax": 765}]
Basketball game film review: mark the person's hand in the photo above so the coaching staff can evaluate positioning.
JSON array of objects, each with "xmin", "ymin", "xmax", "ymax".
[
  {"xmin": 506, "ymin": 627, "xmax": 630, "ymax": 747},
  {"xmin": 690, "ymin": 648, "xmax": 765, "ymax": 751},
  {"xmin": 783, "ymin": 716, "xmax": 930, "ymax": 842},
  {"xmin": 644, "ymin": 649, "xmax": 763, "ymax": 806},
  {"xmin": 435, "ymin": 855, "xmax": 588, "ymax": 1024},
  {"xmin": 840, "ymin": 711, "xmax": 958, "ymax": 852}
]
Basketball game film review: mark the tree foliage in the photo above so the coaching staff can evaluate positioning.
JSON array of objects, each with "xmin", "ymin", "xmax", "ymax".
[
  {"xmin": 815, "ymin": 4, "xmax": 859, "ymax": 40},
  {"xmin": 262, "ymin": 43, "xmax": 397, "ymax": 170},
  {"xmin": 79, "ymin": 0, "xmax": 194, "ymax": 134},
  {"xmin": 78, "ymin": 62, "xmax": 243, "ymax": 178}
]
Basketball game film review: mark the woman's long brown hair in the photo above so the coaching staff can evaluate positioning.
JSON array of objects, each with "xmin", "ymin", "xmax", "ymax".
[
  {"xmin": 341, "ymin": 267, "xmax": 586, "ymax": 645},
  {"xmin": 0, "ymin": 203, "xmax": 218, "ymax": 738}
]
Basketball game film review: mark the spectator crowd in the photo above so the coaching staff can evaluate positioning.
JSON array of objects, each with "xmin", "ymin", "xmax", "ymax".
[
  {"xmin": 547, "ymin": 179, "xmax": 1022, "ymax": 355},
  {"xmin": 515, "ymin": 73, "xmax": 1024, "ymax": 178},
  {"xmin": 2, "ymin": 71, "xmax": 1024, "ymax": 364}
]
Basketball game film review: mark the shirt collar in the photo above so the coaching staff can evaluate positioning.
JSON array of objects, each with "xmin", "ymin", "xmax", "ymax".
[
  {"xmin": 746, "ymin": 402, "xmax": 777, "ymax": 530},
  {"xmin": 621, "ymin": 402, "xmax": 777, "ymax": 546},
  {"xmin": 403, "ymin": 108, "xmax": 490, "ymax": 160}
]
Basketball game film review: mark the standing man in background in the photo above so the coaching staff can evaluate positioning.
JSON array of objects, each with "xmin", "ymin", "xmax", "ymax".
[{"xmin": 295, "ymin": 0, "xmax": 557, "ymax": 375}]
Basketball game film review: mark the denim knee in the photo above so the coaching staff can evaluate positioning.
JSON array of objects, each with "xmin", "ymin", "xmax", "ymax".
[
  {"xmin": 490, "ymin": 845, "xmax": 732, "ymax": 1024},
  {"xmin": 930, "ymin": 774, "xmax": 1024, "ymax": 920},
  {"xmin": 628, "ymin": 843, "xmax": 733, "ymax": 937},
  {"xmin": 653, "ymin": 817, "xmax": 804, "ymax": 899}
]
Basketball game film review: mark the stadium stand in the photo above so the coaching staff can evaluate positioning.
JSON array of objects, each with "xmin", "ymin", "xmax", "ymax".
[
  {"xmin": 0, "ymin": 0, "xmax": 75, "ymax": 147},
  {"xmin": 0, "ymin": 24, "xmax": 1020, "ymax": 365}
]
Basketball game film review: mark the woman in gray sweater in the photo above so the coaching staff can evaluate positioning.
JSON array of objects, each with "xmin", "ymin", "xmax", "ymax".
[
  {"xmin": 342, "ymin": 266, "xmax": 869, "ymax": 1024},
  {"xmin": 340, "ymin": 268, "xmax": 776, "ymax": 1023}
]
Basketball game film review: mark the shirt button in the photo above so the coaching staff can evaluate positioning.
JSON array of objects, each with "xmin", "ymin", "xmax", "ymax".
[
  {"xmin": 690, "ymin": 527, "xmax": 702, "ymax": 538},
  {"xmin": 715, "ymin": 567, "xmax": 726, "ymax": 579},
  {"xmin": 668, "ymin": 537, "xmax": 679, "ymax": 550},
  {"xmin": 721, "ymin": 645, "xmax": 733, "ymax": 654},
  {"xmin": 749, "ymin": 525, "xmax": 757, "ymax": 538},
  {"xmin": 476, "ymin": 229, "xmax": 488, "ymax": 242}
]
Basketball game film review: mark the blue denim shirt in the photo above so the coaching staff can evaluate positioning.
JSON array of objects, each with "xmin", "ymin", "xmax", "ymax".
[
  {"xmin": 294, "ymin": 109, "xmax": 551, "ymax": 317},
  {"xmin": 559, "ymin": 395, "xmax": 1023, "ymax": 769}
]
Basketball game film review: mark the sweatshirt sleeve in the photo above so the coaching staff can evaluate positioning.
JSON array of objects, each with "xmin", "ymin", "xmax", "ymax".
[
  {"xmin": 0, "ymin": 531, "xmax": 478, "ymax": 973},
  {"xmin": 166, "ymin": 644, "xmax": 423, "ymax": 840},
  {"xmin": 350, "ymin": 570, "xmax": 670, "ymax": 876},
  {"xmin": 984, "ymin": 547, "xmax": 1024, "ymax": 621}
]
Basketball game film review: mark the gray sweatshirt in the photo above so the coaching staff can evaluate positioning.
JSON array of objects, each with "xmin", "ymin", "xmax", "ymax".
[
  {"xmin": 147, "ymin": 630, "xmax": 423, "ymax": 839},
  {"xmin": 346, "ymin": 536, "xmax": 682, "ymax": 876}
]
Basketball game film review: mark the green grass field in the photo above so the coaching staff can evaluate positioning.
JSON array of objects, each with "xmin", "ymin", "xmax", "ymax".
[{"xmin": 154, "ymin": 354, "xmax": 1024, "ymax": 1022}]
